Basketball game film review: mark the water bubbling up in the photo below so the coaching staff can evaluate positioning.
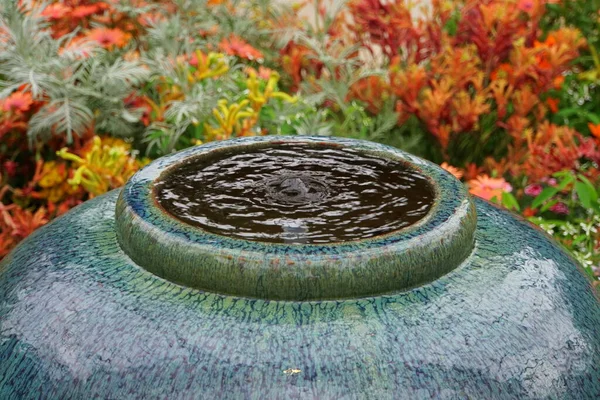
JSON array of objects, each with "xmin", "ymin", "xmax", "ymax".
[{"xmin": 154, "ymin": 143, "xmax": 434, "ymax": 244}]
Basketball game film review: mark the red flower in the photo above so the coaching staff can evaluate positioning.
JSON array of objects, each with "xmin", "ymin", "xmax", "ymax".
[
  {"xmin": 546, "ymin": 97, "xmax": 559, "ymax": 113},
  {"xmin": 2, "ymin": 92, "xmax": 33, "ymax": 113},
  {"xmin": 219, "ymin": 35, "xmax": 263, "ymax": 60},
  {"xmin": 517, "ymin": 0, "xmax": 541, "ymax": 16},
  {"xmin": 549, "ymin": 202, "xmax": 569, "ymax": 215},
  {"xmin": 524, "ymin": 184, "xmax": 543, "ymax": 196},
  {"xmin": 2, "ymin": 160, "xmax": 18, "ymax": 177},
  {"xmin": 124, "ymin": 94, "xmax": 153, "ymax": 126}
]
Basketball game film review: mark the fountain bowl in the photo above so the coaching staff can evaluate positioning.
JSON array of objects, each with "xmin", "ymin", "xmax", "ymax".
[{"xmin": 1, "ymin": 136, "xmax": 599, "ymax": 399}]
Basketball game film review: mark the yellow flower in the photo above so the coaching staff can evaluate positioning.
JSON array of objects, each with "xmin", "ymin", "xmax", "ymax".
[
  {"xmin": 202, "ymin": 70, "xmax": 296, "ymax": 143},
  {"xmin": 35, "ymin": 161, "xmax": 78, "ymax": 203},
  {"xmin": 187, "ymin": 50, "xmax": 229, "ymax": 82},
  {"xmin": 246, "ymin": 70, "xmax": 296, "ymax": 111},
  {"xmin": 37, "ymin": 161, "xmax": 68, "ymax": 189},
  {"xmin": 57, "ymin": 136, "xmax": 147, "ymax": 197},
  {"xmin": 204, "ymin": 99, "xmax": 258, "ymax": 142}
]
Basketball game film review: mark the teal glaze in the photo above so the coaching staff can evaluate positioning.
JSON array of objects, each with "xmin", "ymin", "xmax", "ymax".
[{"xmin": 1, "ymin": 137, "xmax": 599, "ymax": 399}]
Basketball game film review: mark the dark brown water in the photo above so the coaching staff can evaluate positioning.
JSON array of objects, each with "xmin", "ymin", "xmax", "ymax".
[{"xmin": 154, "ymin": 143, "xmax": 434, "ymax": 244}]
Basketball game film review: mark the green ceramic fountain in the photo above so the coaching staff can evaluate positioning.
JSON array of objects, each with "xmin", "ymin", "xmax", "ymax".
[{"xmin": 1, "ymin": 136, "xmax": 599, "ymax": 399}]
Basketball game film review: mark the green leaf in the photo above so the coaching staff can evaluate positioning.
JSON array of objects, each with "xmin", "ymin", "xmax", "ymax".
[
  {"xmin": 501, "ymin": 192, "xmax": 520, "ymax": 211},
  {"xmin": 577, "ymin": 175, "xmax": 598, "ymax": 201},
  {"xmin": 555, "ymin": 108, "xmax": 581, "ymax": 118},
  {"xmin": 575, "ymin": 183, "xmax": 593, "ymax": 210},
  {"xmin": 572, "ymin": 235, "xmax": 588, "ymax": 246},
  {"xmin": 576, "ymin": 175, "xmax": 600, "ymax": 213},
  {"xmin": 532, "ymin": 187, "xmax": 559, "ymax": 209},
  {"xmin": 555, "ymin": 173, "xmax": 575, "ymax": 191},
  {"xmin": 443, "ymin": 12, "xmax": 460, "ymax": 36},
  {"xmin": 586, "ymin": 113, "xmax": 600, "ymax": 124}
]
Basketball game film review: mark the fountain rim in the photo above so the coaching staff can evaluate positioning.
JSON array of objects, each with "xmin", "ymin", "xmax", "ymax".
[{"xmin": 115, "ymin": 136, "xmax": 477, "ymax": 300}]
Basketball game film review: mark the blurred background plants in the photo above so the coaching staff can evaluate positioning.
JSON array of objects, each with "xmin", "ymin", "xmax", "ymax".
[{"xmin": 0, "ymin": 0, "xmax": 598, "ymax": 285}]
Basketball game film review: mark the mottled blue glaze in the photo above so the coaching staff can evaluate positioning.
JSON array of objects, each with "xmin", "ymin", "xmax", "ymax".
[{"xmin": 1, "ymin": 137, "xmax": 599, "ymax": 399}]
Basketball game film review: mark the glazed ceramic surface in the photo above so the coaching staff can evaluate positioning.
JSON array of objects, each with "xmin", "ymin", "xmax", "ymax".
[
  {"xmin": 117, "ymin": 136, "xmax": 476, "ymax": 300},
  {"xmin": 1, "ymin": 136, "xmax": 599, "ymax": 399}
]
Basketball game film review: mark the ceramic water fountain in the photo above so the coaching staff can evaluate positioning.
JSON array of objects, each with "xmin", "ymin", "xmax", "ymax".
[{"xmin": 1, "ymin": 136, "xmax": 599, "ymax": 399}]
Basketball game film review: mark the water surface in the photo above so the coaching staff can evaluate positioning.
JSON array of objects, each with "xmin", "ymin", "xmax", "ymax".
[{"xmin": 154, "ymin": 143, "xmax": 434, "ymax": 244}]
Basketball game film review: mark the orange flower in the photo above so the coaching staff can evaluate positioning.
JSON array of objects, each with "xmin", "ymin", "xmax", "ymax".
[
  {"xmin": 0, "ymin": 204, "xmax": 48, "ymax": 240},
  {"xmin": 440, "ymin": 162, "xmax": 464, "ymax": 180},
  {"xmin": 546, "ymin": 97, "xmax": 559, "ymax": 113},
  {"xmin": 41, "ymin": 3, "xmax": 71, "ymax": 20},
  {"xmin": 219, "ymin": 35, "xmax": 263, "ymax": 60},
  {"xmin": 588, "ymin": 123, "xmax": 600, "ymax": 139},
  {"xmin": 468, "ymin": 174, "xmax": 513, "ymax": 201},
  {"xmin": 522, "ymin": 207, "xmax": 538, "ymax": 218},
  {"xmin": 534, "ymin": 34, "xmax": 557, "ymax": 48},
  {"xmin": 536, "ymin": 55, "xmax": 552, "ymax": 70},
  {"xmin": 490, "ymin": 63, "xmax": 513, "ymax": 81},
  {"xmin": 2, "ymin": 92, "xmax": 33, "ymax": 113},
  {"xmin": 544, "ymin": 34, "xmax": 557, "ymax": 47},
  {"xmin": 553, "ymin": 75, "xmax": 565, "ymax": 89},
  {"xmin": 86, "ymin": 28, "xmax": 131, "ymax": 49}
]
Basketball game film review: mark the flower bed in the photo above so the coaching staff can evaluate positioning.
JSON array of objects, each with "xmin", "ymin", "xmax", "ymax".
[{"xmin": 0, "ymin": 0, "xmax": 598, "ymax": 285}]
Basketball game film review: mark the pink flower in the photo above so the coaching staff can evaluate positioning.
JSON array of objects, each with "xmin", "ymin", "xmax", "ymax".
[
  {"xmin": 524, "ymin": 184, "xmax": 543, "ymax": 196},
  {"xmin": 468, "ymin": 175, "xmax": 513, "ymax": 201},
  {"xmin": 517, "ymin": 0, "xmax": 538, "ymax": 14},
  {"xmin": 549, "ymin": 202, "xmax": 569, "ymax": 215}
]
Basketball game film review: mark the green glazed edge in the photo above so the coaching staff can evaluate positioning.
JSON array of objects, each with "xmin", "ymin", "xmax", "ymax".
[{"xmin": 115, "ymin": 136, "xmax": 477, "ymax": 300}]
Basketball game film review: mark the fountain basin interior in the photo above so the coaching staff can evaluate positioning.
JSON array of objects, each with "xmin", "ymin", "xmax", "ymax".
[
  {"xmin": 1, "ymin": 136, "xmax": 599, "ymax": 399},
  {"xmin": 153, "ymin": 142, "xmax": 436, "ymax": 244}
]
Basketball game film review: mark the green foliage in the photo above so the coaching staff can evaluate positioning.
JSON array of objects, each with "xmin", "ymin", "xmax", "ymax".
[
  {"xmin": 140, "ymin": 0, "xmax": 291, "ymax": 60},
  {"xmin": 542, "ymin": 0, "xmax": 600, "ymax": 59},
  {"xmin": 542, "ymin": 0, "xmax": 600, "ymax": 136},
  {"xmin": 525, "ymin": 170, "xmax": 600, "ymax": 280},
  {"xmin": 0, "ymin": 0, "xmax": 149, "ymax": 144}
]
